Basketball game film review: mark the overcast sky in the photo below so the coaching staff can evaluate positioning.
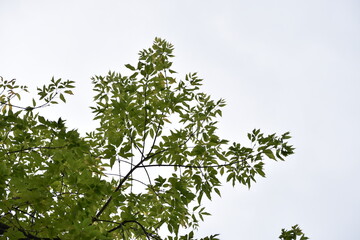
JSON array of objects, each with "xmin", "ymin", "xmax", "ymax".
[{"xmin": 1, "ymin": 1, "xmax": 360, "ymax": 239}]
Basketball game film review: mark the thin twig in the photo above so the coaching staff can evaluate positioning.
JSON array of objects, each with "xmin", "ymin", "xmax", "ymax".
[
  {"xmin": 104, "ymin": 173, "xmax": 149, "ymax": 187},
  {"xmin": 139, "ymin": 158, "xmax": 247, "ymax": 169}
]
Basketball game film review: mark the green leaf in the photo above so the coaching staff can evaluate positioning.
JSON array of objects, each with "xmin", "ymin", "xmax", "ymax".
[
  {"xmin": 59, "ymin": 93, "xmax": 66, "ymax": 103},
  {"xmin": 125, "ymin": 64, "xmax": 135, "ymax": 71},
  {"xmin": 38, "ymin": 116, "xmax": 46, "ymax": 124},
  {"xmin": 214, "ymin": 188, "xmax": 221, "ymax": 197},
  {"xmin": 264, "ymin": 149, "xmax": 276, "ymax": 160}
]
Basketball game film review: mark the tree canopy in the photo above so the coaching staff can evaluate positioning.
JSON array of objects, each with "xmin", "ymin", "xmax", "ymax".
[{"xmin": 0, "ymin": 38, "xmax": 305, "ymax": 239}]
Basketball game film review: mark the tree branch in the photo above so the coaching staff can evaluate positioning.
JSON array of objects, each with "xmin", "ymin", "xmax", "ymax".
[
  {"xmin": 0, "ymin": 91, "xmax": 58, "ymax": 111},
  {"xmin": 139, "ymin": 158, "xmax": 247, "ymax": 169},
  {"xmin": 6, "ymin": 145, "xmax": 67, "ymax": 154},
  {"xmin": 107, "ymin": 220, "xmax": 154, "ymax": 240},
  {"xmin": 104, "ymin": 173, "xmax": 149, "ymax": 187},
  {"xmin": 0, "ymin": 221, "xmax": 60, "ymax": 240}
]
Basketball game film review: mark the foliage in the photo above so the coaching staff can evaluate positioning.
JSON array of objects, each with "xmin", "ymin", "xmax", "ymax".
[
  {"xmin": 1, "ymin": 38, "xmax": 296, "ymax": 239},
  {"xmin": 279, "ymin": 225, "xmax": 309, "ymax": 240}
]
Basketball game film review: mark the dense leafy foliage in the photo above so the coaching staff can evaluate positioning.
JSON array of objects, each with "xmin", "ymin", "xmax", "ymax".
[{"xmin": 1, "ymin": 38, "xmax": 299, "ymax": 239}]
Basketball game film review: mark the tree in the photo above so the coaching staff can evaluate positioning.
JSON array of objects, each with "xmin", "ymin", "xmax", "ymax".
[{"xmin": 0, "ymin": 38, "xmax": 299, "ymax": 239}]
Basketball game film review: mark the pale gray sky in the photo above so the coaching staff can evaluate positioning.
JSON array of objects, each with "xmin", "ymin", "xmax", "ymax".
[{"xmin": 1, "ymin": 1, "xmax": 360, "ymax": 239}]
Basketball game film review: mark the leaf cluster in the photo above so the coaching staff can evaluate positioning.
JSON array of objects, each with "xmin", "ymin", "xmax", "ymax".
[{"xmin": 279, "ymin": 225, "xmax": 309, "ymax": 240}]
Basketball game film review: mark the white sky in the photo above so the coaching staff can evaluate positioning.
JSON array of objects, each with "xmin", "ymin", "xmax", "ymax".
[{"xmin": 1, "ymin": 1, "xmax": 360, "ymax": 239}]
